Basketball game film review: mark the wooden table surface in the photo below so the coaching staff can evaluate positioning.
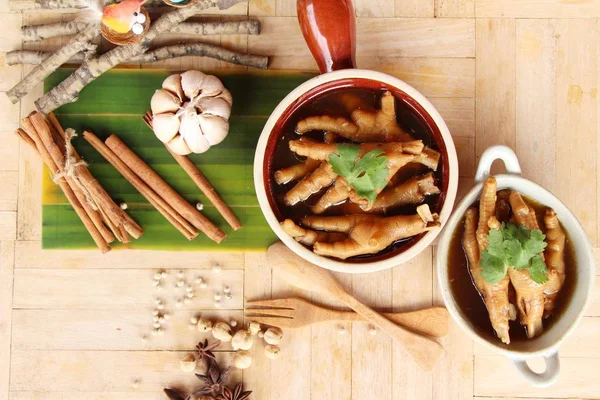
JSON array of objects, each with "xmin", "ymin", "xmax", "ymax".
[{"xmin": 1, "ymin": 0, "xmax": 600, "ymax": 399}]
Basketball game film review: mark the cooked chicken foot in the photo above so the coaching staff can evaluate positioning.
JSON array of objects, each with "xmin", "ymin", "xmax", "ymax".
[
  {"xmin": 543, "ymin": 208, "xmax": 566, "ymax": 316},
  {"xmin": 301, "ymin": 204, "xmax": 440, "ymax": 259},
  {"xmin": 296, "ymin": 91, "xmax": 413, "ymax": 143},
  {"xmin": 289, "ymin": 138, "xmax": 424, "ymax": 160},
  {"xmin": 275, "ymin": 158, "xmax": 321, "ymax": 185},
  {"xmin": 284, "ymin": 162, "xmax": 336, "ymax": 206},
  {"xmin": 339, "ymin": 173, "xmax": 440, "ymax": 214},
  {"xmin": 477, "ymin": 177, "xmax": 498, "ymax": 250},
  {"xmin": 312, "ymin": 178, "xmax": 352, "ymax": 214},
  {"xmin": 281, "ymin": 219, "xmax": 347, "ymax": 246},
  {"xmin": 464, "ymin": 208, "xmax": 512, "ymax": 344},
  {"xmin": 507, "ymin": 191, "xmax": 545, "ymax": 338}
]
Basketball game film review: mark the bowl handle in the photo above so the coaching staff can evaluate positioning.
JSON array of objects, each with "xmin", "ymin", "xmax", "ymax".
[
  {"xmin": 297, "ymin": 0, "xmax": 356, "ymax": 73},
  {"xmin": 511, "ymin": 351, "xmax": 560, "ymax": 387},
  {"xmin": 475, "ymin": 145, "xmax": 522, "ymax": 183}
]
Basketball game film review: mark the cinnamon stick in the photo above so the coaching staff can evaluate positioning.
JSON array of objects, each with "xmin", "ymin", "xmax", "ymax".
[
  {"xmin": 83, "ymin": 131, "xmax": 198, "ymax": 241},
  {"xmin": 105, "ymin": 134, "xmax": 226, "ymax": 244},
  {"xmin": 167, "ymin": 150, "xmax": 242, "ymax": 231},
  {"xmin": 29, "ymin": 113, "xmax": 117, "ymax": 243},
  {"xmin": 16, "ymin": 128, "xmax": 36, "ymax": 150},
  {"xmin": 19, "ymin": 118, "xmax": 110, "ymax": 253},
  {"xmin": 30, "ymin": 114, "xmax": 143, "ymax": 240}
]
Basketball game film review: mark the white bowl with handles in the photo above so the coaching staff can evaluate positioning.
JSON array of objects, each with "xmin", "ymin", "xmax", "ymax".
[{"xmin": 436, "ymin": 145, "xmax": 595, "ymax": 387}]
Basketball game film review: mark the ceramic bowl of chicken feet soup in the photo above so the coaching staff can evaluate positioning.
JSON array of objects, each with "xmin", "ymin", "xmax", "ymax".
[
  {"xmin": 436, "ymin": 145, "xmax": 595, "ymax": 387},
  {"xmin": 253, "ymin": 0, "xmax": 458, "ymax": 273}
]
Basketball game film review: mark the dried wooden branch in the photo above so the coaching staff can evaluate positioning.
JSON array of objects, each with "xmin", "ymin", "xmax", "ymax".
[
  {"xmin": 22, "ymin": 20, "xmax": 260, "ymax": 42},
  {"xmin": 6, "ymin": 43, "xmax": 267, "ymax": 68},
  {"xmin": 7, "ymin": 24, "xmax": 100, "ymax": 104},
  {"xmin": 36, "ymin": 0, "xmax": 245, "ymax": 115},
  {"xmin": 22, "ymin": 20, "xmax": 90, "ymax": 41}
]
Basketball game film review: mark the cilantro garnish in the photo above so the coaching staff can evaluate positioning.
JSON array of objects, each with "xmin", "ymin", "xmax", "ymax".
[
  {"xmin": 327, "ymin": 144, "xmax": 389, "ymax": 203},
  {"xmin": 480, "ymin": 222, "xmax": 549, "ymax": 284}
]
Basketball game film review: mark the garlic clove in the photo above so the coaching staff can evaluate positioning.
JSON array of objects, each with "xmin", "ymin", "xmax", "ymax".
[
  {"xmin": 151, "ymin": 89, "xmax": 181, "ymax": 115},
  {"xmin": 180, "ymin": 116, "xmax": 211, "ymax": 153},
  {"xmin": 232, "ymin": 350, "xmax": 252, "ymax": 369},
  {"xmin": 264, "ymin": 344, "xmax": 280, "ymax": 360},
  {"xmin": 197, "ymin": 97, "xmax": 231, "ymax": 119},
  {"xmin": 181, "ymin": 70, "xmax": 207, "ymax": 100},
  {"xmin": 198, "ymin": 115, "xmax": 229, "ymax": 146},
  {"xmin": 217, "ymin": 88, "xmax": 233, "ymax": 106},
  {"xmin": 197, "ymin": 75, "xmax": 225, "ymax": 99},
  {"xmin": 231, "ymin": 329, "xmax": 254, "ymax": 351},
  {"xmin": 263, "ymin": 327, "xmax": 283, "ymax": 345},
  {"xmin": 167, "ymin": 135, "xmax": 192, "ymax": 155},
  {"xmin": 152, "ymin": 113, "xmax": 180, "ymax": 143},
  {"xmin": 162, "ymin": 74, "xmax": 184, "ymax": 101}
]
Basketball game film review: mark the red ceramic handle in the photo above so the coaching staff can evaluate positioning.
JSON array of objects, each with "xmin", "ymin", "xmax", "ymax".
[{"xmin": 297, "ymin": 0, "xmax": 357, "ymax": 73}]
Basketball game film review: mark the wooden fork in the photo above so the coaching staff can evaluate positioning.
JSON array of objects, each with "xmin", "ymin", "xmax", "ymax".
[{"xmin": 246, "ymin": 297, "xmax": 449, "ymax": 338}]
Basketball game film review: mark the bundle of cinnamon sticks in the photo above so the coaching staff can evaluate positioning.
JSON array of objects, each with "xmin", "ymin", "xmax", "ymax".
[
  {"xmin": 83, "ymin": 131, "xmax": 227, "ymax": 243},
  {"xmin": 16, "ymin": 112, "xmax": 143, "ymax": 253}
]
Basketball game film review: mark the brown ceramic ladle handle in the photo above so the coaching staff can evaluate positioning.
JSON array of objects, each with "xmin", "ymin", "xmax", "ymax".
[{"xmin": 297, "ymin": 0, "xmax": 357, "ymax": 73}]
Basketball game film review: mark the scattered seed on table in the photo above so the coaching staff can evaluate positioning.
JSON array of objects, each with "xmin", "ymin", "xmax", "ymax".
[
  {"xmin": 152, "ymin": 309, "xmax": 159, "ymax": 316},
  {"xmin": 158, "ymin": 316, "xmax": 166, "ymax": 323},
  {"xmin": 230, "ymin": 320, "xmax": 238, "ymax": 327},
  {"xmin": 337, "ymin": 326, "xmax": 346, "ymax": 335},
  {"xmin": 185, "ymin": 285, "xmax": 193, "ymax": 292},
  {"xmin": 200, "ymin": 282, "xmax": 208, "ymax": 289},
  {"xmin": 157, "ymin": 328, "xmax": 165, "ymax": 336},
  {"xmin": 212, "ymin": 264, "xmax": 221, "ymax": 274},
  {"xmin": 153, "ymin": 272, "xmax": 162, "ymax": 281},
  {"xmin": 157, "ymin": 303, "xmax": 165, "ymax": 310},
  {"xmin": 186, "ymin": 292, "xmax": 194, "ymax": 299},
  {"xmin": 164, "ymin": 313, "xmax": 171, "ymax": 320},
  {"xmin": 120, "ymin": 202, "xmax": 128, "ymax": 210},
  {"xmin": 368, "ymin": 326, "xmax": 377, "ymax": 336},
  {"xmin": 223, "ymin": 285, "xmax": 231, "ymax": 294},
  {"xmin": 153, "ymin": 315, "xmax": 159, "ymax": 322},
  {"xmin": 140, "ymin": 335, "xmax": 148, "ymax": 343},
  {"xmin": 214, "ymin": 293, "xmax": 222, "ymax": 301},
  {"xmin": 196, "ymin": 202, "xmax": 204, "ymax": 211},
  {"xmin": 176, "ymin": 300, "xmax": 183, "ymax": 308},
  {"xmin": 177, "ymin": 270, "xmax": 184, "ymax": 278},
  {"xmin": 191, "ymin": 316, "xmax": 199, "ymax": 324},
  {"xmin": 176, "ymin": 280, "xmax": 185, "ymax": 288},
  {"xmin": 258, "ymin": 331, "xmax": 264, "ymax": 338},
  {"xmin": 226, "ymin": 293, "xmax": 233, "ymax": 300},
  {"xmin": 160, "ymin": 270, "xmax": 168, "ymax": 278},
  {"xmin": 131, "ymin": 379, "xmax": 140, "ymax": 389},
  {"xmin": 195, "ymin": 276, "xmax": 204, "ymax": 284}
]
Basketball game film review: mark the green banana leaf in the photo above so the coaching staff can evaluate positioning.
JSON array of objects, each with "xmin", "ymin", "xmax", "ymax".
[{"xmin": 42, "ymin": 69, "xmax": 315, "ymax": 251}]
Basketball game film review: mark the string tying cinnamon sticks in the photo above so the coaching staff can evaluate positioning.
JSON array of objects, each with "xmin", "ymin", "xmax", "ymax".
[
  {"xmin": 15, "ymin": 112, "xmax": 143, "ymax": 252},
  {"xmin": 84, "ymin": 131, "xmax": 226, "ymax": 243},
  {"xmin": 143, "ymin": 111, "xmax": 242, "ymax": 231}
]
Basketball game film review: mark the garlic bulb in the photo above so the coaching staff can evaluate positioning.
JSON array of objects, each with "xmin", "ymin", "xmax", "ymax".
[{"xmin": 150, "ymin": 71, "xmax": 232, "ymax": 155}]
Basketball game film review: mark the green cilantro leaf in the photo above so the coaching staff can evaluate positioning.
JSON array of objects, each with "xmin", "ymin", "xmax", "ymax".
[
  {"xmin": 479, "ymin": 222, "xmax": 549, "ymax": 284},
  {"xmin": 528, "ymin": 254, "xmax": 550, "ymax": 284},
  {"xmin": 328, "ymin": 144, "xmax": 389, "ymax": 203}
]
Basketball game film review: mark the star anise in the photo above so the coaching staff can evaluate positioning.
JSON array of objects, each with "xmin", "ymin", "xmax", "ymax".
[
  {"xmin": 196, "ymin": 339, "xmax": 220, "ymax": 361},
  {"xmin": 194, "ymin": 359, "xmax": 230, "ymax": 397},
  {"xmin": 220, "ymin": 384, "xmax": 252, "ymax": 400},
  {"xmin": 164, "ymin": 388, "xmax": 185, "ymax": 400}
]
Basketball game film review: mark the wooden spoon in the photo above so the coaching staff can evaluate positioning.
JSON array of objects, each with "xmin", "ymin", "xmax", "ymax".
[{"xmin": 267, "ymin": 242, "xmax": 445, "ymax": 371}]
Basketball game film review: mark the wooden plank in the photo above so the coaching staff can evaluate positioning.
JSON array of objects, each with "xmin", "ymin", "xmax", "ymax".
[
  {"xmin": 474, "ymin": 317, "xmax": 600, "ymax": 357},
  {"xmin": 0, "ymin": 95, "xmax": 20, "ymax": 132},
  {"xmin": 0, "ymin": 13, "xmax": 21, "ymax": 53},
  {"xmin": 587, "ymin": 275, "xmax": 600, "ymax": 316},
  {"xmin": 352, "ymin": 269, "xmax": 392, "ymax": 400},
  {"xmin": 436, "ymin": 0, "xmax": 475, "ymax": 17},
  {"xmin": 12, "ymin": 269, "xmax": 244, "ymax": 310},
  {"xmin": 16, "ymin": 140, "xmax": 41, "ymax": 241},
  {"xmin": 10, "ymin": 393, "xmax": 165, "ymax": 400},
  {"xmin": 0, "ymin": 241, "xmax": 14, "ymax": 400},
  {"xmin": 357, "ymin": 57, "xmax": 475, "ymax": 98},
  {"xmin": 242, "ymin": 252, "xmax": 272, "ymax": 400},
  {"xmin": 275, "ymin": 0, "xmax": 296, "ymax": 16},
  {"xmin": 357, "ymin": 18, "xmax": 475, "ymax": 58},
  {"xmin": 355, "ymin": 0, "xmax": 395, "ymax": 17},
  {"xmin": 429, "ymin": 97, "xmax": 475, "ymax": 138},
  {"xmin": 396, "ymin": 0, "xmax": 434, "ymax": 17},
  {"xmin": 391, "ymin": 248, "xmax": 433, "ymax": 399},
  {"xmin": 270, "ymin": 267, "xmax": 312, "ymax": 400},
  {"xmin": 0, "ymin": 60, "xmax": 22, "ymax": 92},
  {"xmin": 14, "ymin": 241, "xmax": 244, "ymax": 269},
  {"xmin": 474, "ymin": 355, "xmax": 600, "ymax": 398},
  {"xmin": 311, "ymin": 272, "xmax": 352, "ymax": 400},
  {"xmin": 0, "ymin": 131, "xmax": 19, "ymax": 172},
  {"xmin": 11, "ymin": 309, "xmax": 243, "ymax": 351},
  {"xmin": 555, "ymin": 19, "xmax": 598, "ymax": 246},
  {"xmin": 0, "ymin": 172, "xmax": 17, "ymax": 211},
  {"xmin": 0, "ymin": 212, "xmax": 16, "ymax": 240},
  {"xmin": 475, "ymin": 19, "xmax": 516, "ymax": 174},
  {"xmin": 249, "ymin": 18, "xmax": 476, "ymax": 61},
  {"xmin": 516, "ymin": 19, "xmax": 557, "ymax": 192},
  {"xmin": 433, "ymin": 250, "xmax": 474, "ymax": 400},
  {"xmin": 455, "ymin": 136, "xmax": 475, "ymax": 178},
  {"xmin": 9, "ymin": 350, "xmax": 240, "ymax": 392},
  {"xmin": 476, "ymin": 0, "xmax": 600, "ymax": 18},
  {"xmin": 249, "ymin": 0, "xmax": 276, "ymax": 15}
]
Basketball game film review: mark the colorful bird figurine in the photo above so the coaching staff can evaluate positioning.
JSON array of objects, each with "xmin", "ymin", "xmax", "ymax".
[{"xmin": 101, "ymin": 0, "xmax": 148, "ymax": 34}]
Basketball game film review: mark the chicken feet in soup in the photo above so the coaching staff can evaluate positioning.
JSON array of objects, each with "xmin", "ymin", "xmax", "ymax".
[
  {"xmin": 456, "ymin": 177, "xmax": 570, "ymax": 344},
  {"xmin": 270, "ymin": 89, "xmax": 444, "ymax": 260}
]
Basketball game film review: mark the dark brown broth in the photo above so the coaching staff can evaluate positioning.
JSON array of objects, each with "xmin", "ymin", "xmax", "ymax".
[
  {"xmin": 269, "ymin": 87, "xmax": 442, "ymax": 260},
  {"xmin": 447, "ymin": 193, "xmax": 577, "ymax": 343}
]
